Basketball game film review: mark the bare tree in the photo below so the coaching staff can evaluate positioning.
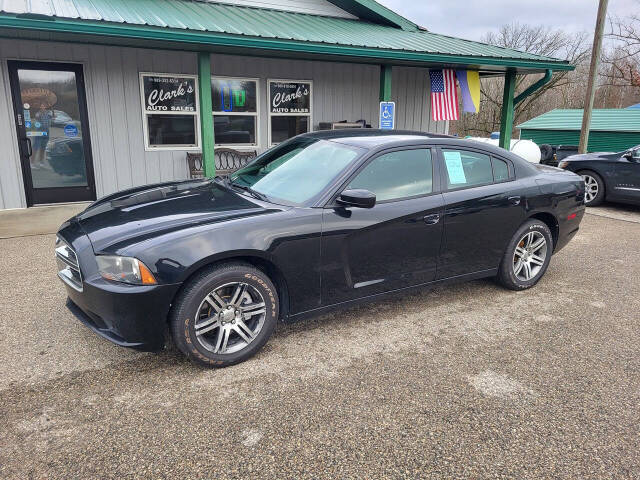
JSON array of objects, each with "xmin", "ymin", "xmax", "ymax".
[
  {"xmin": 601, "ymin": 3, "xmax": 640, "ymax": 107},
  {"xmin": 451, "ymin": 22, "xmax": 589, "ymax": 137}
]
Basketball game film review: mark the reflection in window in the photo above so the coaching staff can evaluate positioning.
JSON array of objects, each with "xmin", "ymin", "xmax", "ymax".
[
  {"xmin": 231, "ymin": 138, "xmax": 362, "ymax": 205},
  {"xmin": 147, "ymin": 115, "xmax": 197, "ymax": 146},
  {"xmin": 270, "ymin": 116, "xmax": 309, "ymax": 145},
  {"xmin": 348, "ymin": 149, "xmax": 433, "ymax": 201},
  {"xmin": 212, "ymin": 77, "xmax": 258, "ymax": 146},
  {"xmin": 492, "ymin": 158, "xmax": 510, "ymax": 182}
]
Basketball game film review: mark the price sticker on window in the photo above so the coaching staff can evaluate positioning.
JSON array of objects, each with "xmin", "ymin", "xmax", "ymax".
[{"xmin": 443, "ymin": 151, "xmax": 467, "ymax": 184}]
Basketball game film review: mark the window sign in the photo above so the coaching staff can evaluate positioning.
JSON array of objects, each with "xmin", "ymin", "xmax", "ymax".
[
  {"xmin": 212, "ymin": 77, "xmax": 259, "ymax": 147},
  {"xmin": 268, "ymin": 79, "xmax": 312, "ymax": 146},
  {"xmin": 269, "ymin": 81, "xmax": 311, "ymax": 114},
  {"xmin": 139, "ymin": 73, "xmax": 200, "ymax": 151},
  {"xmin": 142, "ymin": 75, "xmax": 196, "ymax": 112},
  {"xmin": 443, "ymin": 151, "xmax": 466, "ymax": 185}
]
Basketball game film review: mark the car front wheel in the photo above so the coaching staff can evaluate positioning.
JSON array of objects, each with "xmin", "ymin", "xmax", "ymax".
[
  {"xmin": 497, "ymin": 220, "xmax": 553, "ymax": 290},
  {"xmin": 170, "ymin": 262, "xmax": 278, "ymax": 367},
  {"xmin": 579, "ymin": 170, "xmax": 605, "ymax": 206}
]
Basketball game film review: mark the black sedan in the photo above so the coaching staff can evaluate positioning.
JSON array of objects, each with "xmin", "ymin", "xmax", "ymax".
[
  {"xmin": 56, "ymin": 130, "xmax": 585, "ymax": 367},
  {"xmin": 558, "ymin": 145, "xmax": 640, "ymax": 206}
]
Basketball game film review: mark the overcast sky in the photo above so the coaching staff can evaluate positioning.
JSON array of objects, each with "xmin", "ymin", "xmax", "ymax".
[{"xmin": 377, "ymin": 0, "xmax": 637, "ymax": 41}]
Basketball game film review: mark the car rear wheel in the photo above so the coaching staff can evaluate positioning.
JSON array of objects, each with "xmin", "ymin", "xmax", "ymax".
[
  {"xmin": 496, "ymin": 219, "xmax": 553, "ymax": 290},
  {"xmin": 578, "ymin": 170, "xmax": 605, "ymax": 206},
  {"xmin": 169, "ymin": 262, "xmax": 278, "ymax": 367}
]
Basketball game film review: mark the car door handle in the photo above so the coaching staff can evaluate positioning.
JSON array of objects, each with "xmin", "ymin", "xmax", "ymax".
[
  {"xmin": 423, "ymin": 214, "xmax": 440, "ymax": 225},
  {"xmin": 508, "ymin": 196, "xmax": 521, "ymax": 205}
]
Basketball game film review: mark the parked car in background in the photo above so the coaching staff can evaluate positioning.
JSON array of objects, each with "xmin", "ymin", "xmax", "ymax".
[
  {"xmin": 52, "ymin": 110, "xmax": 73, "ymax": 127},
  {"xmin": 56, "ymin": 130, "xmax": 585, "ymax": 367},
  {"xmin": 45, "ymin": 136, "xmax": 86, "ymax": 177},
  {"xmin": 539, "ymin": 144, "xmax": 579, "ymax": 166},
  {"xmin": 558, "ymin": 145, "xmax": 640, "ymax": 206}
]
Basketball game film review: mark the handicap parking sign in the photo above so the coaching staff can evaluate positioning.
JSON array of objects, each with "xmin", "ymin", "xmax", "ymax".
[{"xmin": 379, "ymin": 101, "xmax": 395, "ymax": 130}]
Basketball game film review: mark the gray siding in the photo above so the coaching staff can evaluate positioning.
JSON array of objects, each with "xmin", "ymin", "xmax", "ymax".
[
  {"xmin": 392, "ymin": 66, "xmax": 448, "ymax": 134},
  {"xmin": 0, "ymin": 39, "xmax": 444, "ymax": 209}
]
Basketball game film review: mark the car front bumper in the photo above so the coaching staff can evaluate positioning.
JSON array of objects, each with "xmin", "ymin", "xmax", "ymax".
[
  {"xmin": 63, "ymin": 278, "xmax": 181, "ymax": 351},
  {"xmin": 57, "ymin": 221, "xmax": 181, "ymax": 352}
]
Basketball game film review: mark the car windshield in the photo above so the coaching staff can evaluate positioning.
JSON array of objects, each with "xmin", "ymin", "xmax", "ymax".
[{"xmin": 228, "ymin": 138, "xmax": 364, "ymax": 206}]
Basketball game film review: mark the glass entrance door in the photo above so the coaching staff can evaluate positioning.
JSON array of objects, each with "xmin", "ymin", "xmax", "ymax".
[{"xmin": 8, "ymin": 61, "xmax": 96, "ymax": 205}]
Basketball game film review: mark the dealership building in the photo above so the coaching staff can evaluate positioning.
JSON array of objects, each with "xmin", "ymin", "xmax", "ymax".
[{"xmin": 0, "ymin": 0, "xmax": 572, "ymax": 210}]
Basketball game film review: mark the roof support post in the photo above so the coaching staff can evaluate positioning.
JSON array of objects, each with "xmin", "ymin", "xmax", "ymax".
[
  {"xmin": 499, "ymin": 69, "xmax": 516, "ymax": 150},
  {"xmin": 198, "ymin": 51, "xmax": 215, "ymax": 177},
  {"xmin": 379, "ymin": 64, "xmax": 392, "ymax": 102}
]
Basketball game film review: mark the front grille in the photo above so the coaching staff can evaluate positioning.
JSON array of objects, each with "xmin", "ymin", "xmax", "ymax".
[{"xmin": 56, "ymin": 236, "xmax": 83, "ymax": 292}]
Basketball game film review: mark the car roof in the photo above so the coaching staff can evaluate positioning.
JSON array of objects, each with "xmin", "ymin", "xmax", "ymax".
[
  {"xmin": 301, "ymin": 129, "xmax": 451, "ymax": 149},
  {"xmin": 300, "ymin": 129, "xmax": 538, "ymax": 177}
]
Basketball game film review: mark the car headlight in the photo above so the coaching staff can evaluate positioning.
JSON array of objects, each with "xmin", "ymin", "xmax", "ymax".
[
  {"xmin": 558, "ymin": 160, "xmax": 570, "ymax": 169},
  {"xmin": 95, "ymin": 255, "xmax": 157, "ymax": 285}
]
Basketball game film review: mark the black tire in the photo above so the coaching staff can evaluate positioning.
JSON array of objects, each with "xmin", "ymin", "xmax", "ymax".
[
  {"xmin": 170, "ymin": 262, "xmax": 278, "ymax": 367},
  {"xmin": 539, "ymin": 144, "xmax": 554, "ymax": 163},
  {"xmin": 497, "ymin": 219, "xmax": 554, "ymax": 291},
  {"xmin": 577, "ymin": 169, "xmax": 605, "ymax": 207}
]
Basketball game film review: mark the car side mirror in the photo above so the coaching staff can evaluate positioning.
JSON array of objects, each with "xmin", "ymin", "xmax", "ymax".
[
  {"xmin": 623, "ymin": 150, "xmax": 640, "ymax": 162},
  {"xmin": 336, "ymin": 189, "xmax": 376, "ymax": 208}
]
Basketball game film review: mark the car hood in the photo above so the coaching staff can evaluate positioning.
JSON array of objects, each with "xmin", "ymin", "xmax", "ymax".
[
  {"xmin": 74, "ymin": 179, "xmax": 281, "ymax": 253},
  {"xmin": 563, "ymin": 152, "xmax": 618, "ymax": 161}
]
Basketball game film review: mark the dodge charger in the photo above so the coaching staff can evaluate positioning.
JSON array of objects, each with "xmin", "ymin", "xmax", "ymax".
[{"xmin": 56, "ymin": 130, "xmax": 585, "ymax": 367}]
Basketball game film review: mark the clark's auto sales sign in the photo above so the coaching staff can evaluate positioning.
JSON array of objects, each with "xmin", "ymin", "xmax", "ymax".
[
  {"xmin": 143, "ymin": 75, "xmax": 196, "ymax": 112},
  {"xmin": 269, "ymin": 81, "xmax": 311, "ymax": 114}
]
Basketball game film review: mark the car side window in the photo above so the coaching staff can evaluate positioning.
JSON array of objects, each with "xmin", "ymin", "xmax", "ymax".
[
  {"xmin": 442, "ymin": 149, "xmax": 493, "ymax": 190},
  {"xmin": 492, "ymin": 157, "xmax": 510, "ymax": 182},
  {"xmin": 347, "ymin": 149, "xmax": 433, "ymax": 202}
]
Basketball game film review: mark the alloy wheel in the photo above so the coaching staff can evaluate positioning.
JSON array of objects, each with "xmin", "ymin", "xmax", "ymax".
[
  {"xmin": 582, "ymin": 174, "xmax": 599, "ymax": 204},
  {"xmin": 194, "ymin": 282, "xmax": 266, "ymax": 355},
  {"xmin": 513, "ymin": 231, "xmax": 548, "ymax": 281}
]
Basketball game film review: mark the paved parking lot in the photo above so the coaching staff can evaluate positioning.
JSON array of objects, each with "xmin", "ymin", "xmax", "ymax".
[{"xmin": 1, "ymin": 205, "xmax": 639, "ymax": 479}]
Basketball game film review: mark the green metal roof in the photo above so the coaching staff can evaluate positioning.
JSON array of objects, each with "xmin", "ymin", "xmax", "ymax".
[
  {"xmin": 517, "ymin": 109, "xmax": 640, "ymax": 132},
  {"xmin": 0, "ymin": 0, "xmax": 573, "ymax": 71},
  {"xmin": 328, "ymin": 0, "xmax": 419, "ymax": 31}
]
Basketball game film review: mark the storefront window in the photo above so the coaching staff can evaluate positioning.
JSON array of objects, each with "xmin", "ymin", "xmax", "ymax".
[
  {"xmin": 140, "ymin": 73, "xmax": 200, "ymax": 150},
  {"xmin": 212, "ymin": 77, "xmax": 259, "ymax": 147},
  {"xmin": 268, "ymin": 80, "xmax": 312, "ymax": 146}
]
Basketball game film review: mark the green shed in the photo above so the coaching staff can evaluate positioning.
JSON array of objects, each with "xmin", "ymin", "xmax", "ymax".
[{"xmin": 517, "ymin": 109, "xmax": 640, "ymax": 152}]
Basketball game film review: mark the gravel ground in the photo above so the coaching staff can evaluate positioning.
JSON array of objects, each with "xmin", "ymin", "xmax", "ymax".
[{"xmin": 1, "ymin": 207, "xmax": 639, "ymax": 479}]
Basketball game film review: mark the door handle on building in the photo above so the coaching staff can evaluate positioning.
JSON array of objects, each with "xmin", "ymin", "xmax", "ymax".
[
  {"xmin": 20, "ymin": 137, "xmax": 32, "ymax": 157},
  {"xmin": 423, "ymin": 214, "xmax": 440, "ymax": 225}
]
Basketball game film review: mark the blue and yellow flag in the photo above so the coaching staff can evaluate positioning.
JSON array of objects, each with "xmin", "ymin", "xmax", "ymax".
[{"xmin": 455, "ymin": 70, "xmax": 480, "ymax": 113}]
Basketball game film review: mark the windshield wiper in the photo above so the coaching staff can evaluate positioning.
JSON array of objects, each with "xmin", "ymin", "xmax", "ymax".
[{"xmin": 230, "ymin": 182, "xmax": 268, "ymax": 202}]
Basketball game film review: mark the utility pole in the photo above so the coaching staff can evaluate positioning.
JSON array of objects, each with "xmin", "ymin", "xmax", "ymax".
[{"xmin": 579, "ymin": 0, "xmax": 609, "ymax": 154}]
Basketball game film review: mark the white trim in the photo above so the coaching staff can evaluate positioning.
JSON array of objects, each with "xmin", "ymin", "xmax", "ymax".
[
  {"xmin": 139, "ymin": 72, "xmax": 201, "ymax": 152},
  {"xmin": 267, "ymin": 78, "xmax": 313, "ymax": 147},
  {"xmin": 212, "ymin": 75, "xmax": 260, "ymax": 148}
]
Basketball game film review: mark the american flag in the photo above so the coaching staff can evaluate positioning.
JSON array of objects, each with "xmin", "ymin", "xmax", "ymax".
[{"xmin": 429, "ymin": 69, "xmax": 459, "ymax": 121}]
